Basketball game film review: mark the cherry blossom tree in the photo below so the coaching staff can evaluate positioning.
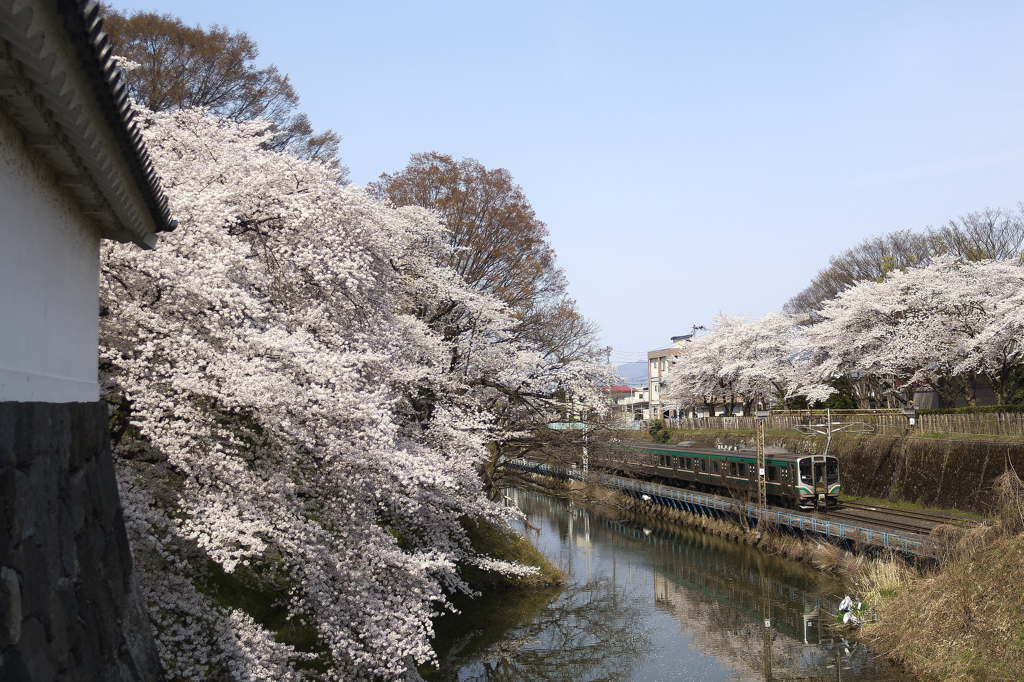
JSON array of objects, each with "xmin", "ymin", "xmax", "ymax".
[
  {"xmin": 664, "ymin": 313, "xmax": 807, "ymax": 415},
  {"xmin": 99, "ymin": 105, "xmax": 606, "ymax": 680},
  {"xmin": 794, "ymin": 257, "xmax": 1024, "ymax": 406}
]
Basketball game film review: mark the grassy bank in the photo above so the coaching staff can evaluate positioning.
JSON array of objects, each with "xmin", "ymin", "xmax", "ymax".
[
  {"xmin": 419, "ymin": 517, "xmax": 565, "ymax": 680},
  {"xmin": 855, "ymin": 470, "xmax": 1024, "ymax": 682},
  {"xmin": 459, "ymin": 516, "xmax": 565, "ymax": 590}
]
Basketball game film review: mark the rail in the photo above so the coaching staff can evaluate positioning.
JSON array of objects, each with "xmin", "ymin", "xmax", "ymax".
[{"xmin": 507, "ymin": 459, "xmax": 939, "ymax": 557}]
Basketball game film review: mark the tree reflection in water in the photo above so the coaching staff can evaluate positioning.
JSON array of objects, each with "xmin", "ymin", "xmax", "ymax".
[
  {"xmin": 432, "ymin": 577, "xmax": 655, "ymax": 681},
  {"xmin": 430, "ymin": 490, "xmax": 904, "ymax": 681}
]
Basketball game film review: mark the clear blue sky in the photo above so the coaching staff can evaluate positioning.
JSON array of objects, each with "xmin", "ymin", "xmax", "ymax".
[{"xmin": 106, "ymin": 0, "xmax": 1024, "ymax": 362}]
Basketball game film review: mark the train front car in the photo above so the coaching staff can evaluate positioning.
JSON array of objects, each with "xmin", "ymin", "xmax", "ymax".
[{"xmin": 795, "ymin": 454, "xmax": 840, "ymax": 510}]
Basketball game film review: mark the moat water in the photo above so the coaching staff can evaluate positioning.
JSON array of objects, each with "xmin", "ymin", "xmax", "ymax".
[{"xmin": 425, "ymin": 489, "xmax": 906, "ymax": 682}]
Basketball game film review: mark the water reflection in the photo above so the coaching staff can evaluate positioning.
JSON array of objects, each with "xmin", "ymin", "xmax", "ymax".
[{"xmin": 428, "ymin": 490, "xmax": 904, "ymax": 681}]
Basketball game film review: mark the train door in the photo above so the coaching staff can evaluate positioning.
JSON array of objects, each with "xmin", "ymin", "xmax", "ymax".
[{"xmin": 813, "ymin": 460, "xmax": 827, "ymax": 508}]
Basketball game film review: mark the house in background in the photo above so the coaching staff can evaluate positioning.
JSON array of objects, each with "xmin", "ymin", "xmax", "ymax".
[
  {"xmin": 2, "ymin": 0, "xmax": 174, "ymax": 678},
  {"xmin": 603, "ymin": 384, "xmax": 649, "ymax": 421}
]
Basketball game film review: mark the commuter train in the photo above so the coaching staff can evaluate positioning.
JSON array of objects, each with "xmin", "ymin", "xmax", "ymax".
[{"xmin": 594, "ymin": 441, "xmax": 840, "ymax": 510}]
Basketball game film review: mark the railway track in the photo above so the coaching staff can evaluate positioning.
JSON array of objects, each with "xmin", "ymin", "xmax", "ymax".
[
  {"xmin": 814, "ymin": 500, "xmax": 984, "ymax": 538},
  {"xmin": 820, "ymin": 510, "xmax": 933, "ymax": 536},
  {"xmin": 839, "ymin": 500, "xmax": 975, "ymax": 526}
]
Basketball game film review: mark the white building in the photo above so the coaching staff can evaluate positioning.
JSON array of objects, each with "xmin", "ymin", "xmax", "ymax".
[
  {"xmin": 1, "ymin": 0, "xmax": 174, "ymax": 677},
  {"xmin": 1, "ymin": 0, "xmax": 174, "ymax": 402},
  {"xmin": 647, "ymin": 334, "xmax": 691, "ymax": 419}
]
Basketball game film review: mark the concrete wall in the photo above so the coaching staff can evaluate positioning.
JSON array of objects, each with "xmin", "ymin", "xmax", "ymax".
[
  {"xmin": 0, "ymin": 109, "xmax": 101, "ymax": 403},
  {"xmin": 0, "ymin": 401, "xmax": 163, "ymax": 681}
]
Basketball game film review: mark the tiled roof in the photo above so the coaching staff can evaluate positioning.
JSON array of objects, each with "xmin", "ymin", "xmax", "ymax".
[{"xmin": 0, "ymin": 0, "xmax": 175, "ymax": 248}]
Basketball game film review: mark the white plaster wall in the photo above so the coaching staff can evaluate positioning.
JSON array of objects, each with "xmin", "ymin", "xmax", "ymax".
[{"xmin": 0, "ymin": 108, "xmax": 101, "ymax": 402}]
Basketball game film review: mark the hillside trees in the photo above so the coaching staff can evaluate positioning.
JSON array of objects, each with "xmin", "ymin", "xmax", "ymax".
[
  {"xmin": 99, "ymin": 105, "xmax": 609, "ymax": 680},
  {"xmin": 781, "ymin": 204, "xmax": 1024, "ymax": 406},
  {"xmin": 933, "ymin": 204, "xmax": 1024, "ymax": 262},
  {"xmin": 784, "ymin": 229, "xmax": 941, "ymax": 319},
  {"xmin": 102, "ymin": 7, "xmax": 344, "ymax": 170},
  {"xmin": 785, "ymin": 204, "xmax": 1024, "ymax": 319}
]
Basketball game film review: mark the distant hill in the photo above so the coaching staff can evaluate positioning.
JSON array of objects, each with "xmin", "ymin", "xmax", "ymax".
[{"xmin": 616, "ymin": 362, "xmax": 647, "ymax": 386}]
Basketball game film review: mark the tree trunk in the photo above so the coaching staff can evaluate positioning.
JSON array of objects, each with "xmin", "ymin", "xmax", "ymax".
[
  {"xmin": 962, "ymin": 371, "xmax": 978, "ymax": 406},
  {"xmin": 983, "ymin": 370, "xmax": 1009, "ymax": 406}
]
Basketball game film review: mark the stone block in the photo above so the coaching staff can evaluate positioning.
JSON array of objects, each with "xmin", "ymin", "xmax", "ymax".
[
  {"xmin": 0, "ymin": 566, "xmax": 21, "ymax": 648},
  {"xmin": 0, "ymin": 401, "xmax": 164, "ymax": 680}
]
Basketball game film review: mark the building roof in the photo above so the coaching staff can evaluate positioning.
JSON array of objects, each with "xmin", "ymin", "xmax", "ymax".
[{"xmin": 0, "ymin": 0, "xmax": 175, "ymax": 249}]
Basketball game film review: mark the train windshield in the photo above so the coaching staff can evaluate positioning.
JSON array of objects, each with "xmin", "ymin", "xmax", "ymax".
[
  {"xmin": 826, "ymin": 459, "xmax": 839, "ymax": 484},
  {"xmin": 799, "ymin": 460, "xmax": 812, "ymax": 484}
]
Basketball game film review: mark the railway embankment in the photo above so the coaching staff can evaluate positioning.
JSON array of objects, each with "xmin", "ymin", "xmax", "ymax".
[{"xmin": 626, "ymin": 428, "xmax": 1024, "ymax": 515}]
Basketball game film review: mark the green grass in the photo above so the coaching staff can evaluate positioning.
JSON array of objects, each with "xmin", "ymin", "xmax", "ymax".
[
  {"xmin": 908, "ymin": 430, "xmax": 1024, "ymax": 443},
  {"xmin": 421, "ymin": 584, "xmax": 562, "ymax": 680},
  {"xmin": 458, "ymin": 516, "xmax": 565, "ymax": 590}
]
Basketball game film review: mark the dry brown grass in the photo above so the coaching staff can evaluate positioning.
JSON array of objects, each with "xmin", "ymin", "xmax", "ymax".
[{"xmin": 860, "ymin": 467, "xmax": 1024, "ymax": 681}]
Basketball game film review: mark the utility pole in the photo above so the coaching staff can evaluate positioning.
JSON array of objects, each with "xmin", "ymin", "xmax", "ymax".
[
  {"xmin": 755, "ymin": 407, "xmax": 769, "ymax": 516},
  {"xmin": 582, "ymin": 421, "xmax": 589, "ymax": 478}
]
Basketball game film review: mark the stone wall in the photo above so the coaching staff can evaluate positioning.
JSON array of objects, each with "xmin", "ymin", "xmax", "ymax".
[{"xmin": 0, "ymin": 401, "xmax": 163, "ymax": 681}]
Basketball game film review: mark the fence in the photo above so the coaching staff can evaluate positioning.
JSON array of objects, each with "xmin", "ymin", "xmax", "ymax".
[{"xmin": 651, "ymin": 412, "xmax": 1024, "ymax": 439}]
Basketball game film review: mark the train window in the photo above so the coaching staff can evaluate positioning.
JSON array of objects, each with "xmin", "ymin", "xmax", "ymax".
[
  {"xmin": 738, "ymin": 463, "xmax": 747, "ymax": 477},
  {"xmin": 826, "ymin": 461, "xmax": 839, "ymax": 484},
  {"xmin": 729, "ymin": 462, "xmax": 737, "ymax": 476},
  {"xmin": 767, "ymin": 466, "xmax": 779, "ymax": 482},
  {"xmin": 683, "ymin": 457, "xmax": 690, "ymax": 470},
  {"xmin": 713, "ymin": 461, "xmax": 720, "ymax": 474},
  {"xmin": 698, "ymin": 459, "xmax": 706, "ymax": 472},
  {"xmin": 799, "ymin": 461, "xmax": 812, "ymax": 484}
]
